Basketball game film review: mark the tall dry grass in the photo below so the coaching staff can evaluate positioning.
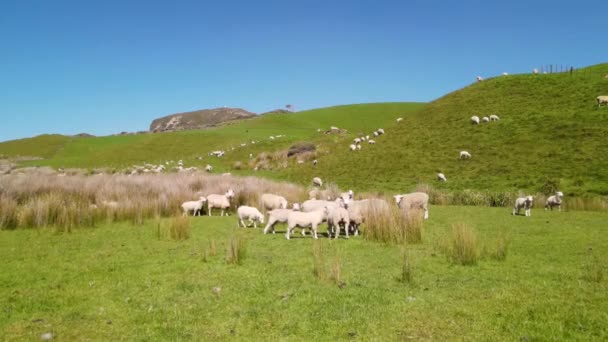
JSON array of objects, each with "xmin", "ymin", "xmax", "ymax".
[
  {"xmin": 447, "ymin": 223, "xmax": 479, "ymax": 266},
  {"xmin": 311, "ymin": 240, "xmax": 343, "ymax": 286},
  {"xmin": 225, "ymin": 234, "xmax": 246, "ymax": 265},
  {"xmin": 364, "ymin": 200, "xmax": 424, "ymax": 244},
  {"xmin": 0, "ymin": 169, "xmax": 306, "ymax": 230}
]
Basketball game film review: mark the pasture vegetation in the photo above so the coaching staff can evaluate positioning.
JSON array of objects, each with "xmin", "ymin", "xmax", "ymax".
[{"xmin": 0, "ymin": 206, "xmax": 606, "ymax": 340}]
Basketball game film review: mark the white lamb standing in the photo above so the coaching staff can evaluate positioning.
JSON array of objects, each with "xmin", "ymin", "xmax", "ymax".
[
  {"xmin": 207, "ymin": 189, "xmax": 235, "ymax": 216},
  {"xmin": 377, "ymin": 128, "xmax": 385, "ymax": 135},
  {"xmin": 353, "ymin": 138, "xmax": 362, "ymax": 144},
  {"xmin": 460, "ymin": 151, "xmax": 472, "ymax": 159},
  {"xmin": 502, "ymin": 72, "xmax": 509, "ymax": 76},
  {"xmin": 264, "ymin": 208, "xmax": 295, "ymax": 234},
  {"xmin": 349, "ymin": 144, "xmax": 357, "ymax": 151},
  {"xmin": 285, "ymin": 208, "xmax": 328, "ymax": 240},
  {"xmin": 533, "ymin": 68, "xmax": 539, "ymax": 75},
  {"xmin": 471, "ymin": 116, "xmax": 480, "ymax": 125},
  {"xmin": 394, "ymin": 192, "xmax": 429, "ymax": 220},
  {"xmin": 597, "ymin": 96, "xmax": 608, "ymax": 107},
  {"xmin": 205, "ymin": 164, "xmax": 213, "ymax": 173},
  {"xmin": 437, "ymin": 173, "xmax": 447, "ymax": 182},
  {"xmin": 368, "ymin": 140, "xmax": 376, "ymax": 144},
  {"xmin": 356, "ymin": 144, "xmax": 362, "ymax": 150},
  {"xmin": 237, "ymin": 206, "xmax": 265, "ymax": 228},
  {"xmin": 490, "ymin": 114, "xmax": 500, "ymax": 121},
  {"xmin": 482, "ymin": 116, "xmax": 490, "ymax": 123},
  {"xmin": 326, "ymin": 205, "xmax": 350, "ymax": 239},
  {"xmin": 181, "ymin": 197, "xmax": 207, "ymax": 216},
  {"xmin": 260, "ymin": 193, "xmax": 288, "ymax": 211},
  {"xmin": 545, "ymin": 191, "xmax": 564, "ymax": 211},
  {"xmin": 513, "ymin": 196, "xmax": 534, "ymax": 216},
  {"xmin": 476, "ymin": 76, "xmax": 484, "ymax": 82},
  {"xmin": 312, "ymin": 177, "xmax": 323, "ymax": 187},
  {"xmin": 373, "ymin": 131, "xmax": 379, "ymax": 137}
]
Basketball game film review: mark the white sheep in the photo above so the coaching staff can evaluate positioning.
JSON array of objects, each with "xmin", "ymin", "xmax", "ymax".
[
  {"xmin": 285, "ymin": 208, "xmax": 328, "ymax": 240},
  {"xmin": 394, "ymin": 192, "xmax": 429, "ymax": 219},
  {"xmin": 346, "ymin": 198, "xmax": 389, "ymax": 236},
  {"xmin": 263, "ymin": 208, "xmax": 295, "ymax": 234},
  {"xmin": 356, "ymin": 145, "xmax": 361, "ymax": 150},
  {"xmin": 460, "ymin": 151, "xmax": 472, "ymax": 159},
  {"xmin": 437, "ymin": 173, "xmax": 447, "ymax": 182},
  {"xmin": 513, "ymin": 196, "xmax": 534, "ymax": 216},
  {"xmin": 476, "ymin": 76, "xmax": 484, "ymax": 82},
  {"xmin": 482, "ymin": 116, "xmax": 490, "ymax": 123},
  {"xmin": 396, "ymin": 117, "xmax": 403, "ymax": 122},
  {"xmin": 349, "ymin": 144, "xmax": 357, "ymax": 151},
  {"xmin": 260, "ymin": 193, "xmax": 288, "ymax": 211},
  {"xmin": 597, "ymin": 96, "xmax": 608, "ymax": 107},
  {"xmin": 292, "ymin": 203, "xmax": 301, "ymax": 211},
  {"xmin": 312, "ymin": 177, "xmax": 323, "ymax": 187},
  {"xmin": 377, "ymin": 128, "xmax": 385, "ymax": 135},
  {"xmin": 207, "ymin": 189, "xmax": 235, "ymax": 216},
  {"xmin": 368, "ymin": 139, "xmax": 376, "ymax": 144},
  {"xmin": 471, "ymin": 116, "xmax": 480, "ymax": 125},
  {"xmin": 502, "ymin": 72, "xmax": 509, "ymax": 76},
  {"xmin": 313, "ymin": 159, "xmax": 318, "ymax": 166},
  {"xmin": 533, "ymin": 68, "xmax": 539, "ymax": 75},
  {"xmin": 249, "ymin": 153, "xmax": 253, "ymax": 159},
  {"xmin": 297, "ymin": 160, "xmax": 304, "ymax": 164},
  {"xmin": 181, "ymin": 197, "xmax": 207, "ymax": 216},
  {"xmin": 221, "ymin": 172, "xmax": 231, "ymax": 176},
  {"xmin": 373, "ymin": 131, "xmax": 379, "ymax": 137},
  {"xmin": 545, "ymin": 191, "xmax": 564, "ymax": 211},
  {"xmin": 366, "ymin": 135, "xmax": 370, "ymax": 140},
  {"xmin": 353, "ymin": 138, "xmax": 362, "ymax": 144},
  {"xmin": 490, "ymin": 114, "xmax": 500, "ymax": 121},
  {"xmin": 205, "ymin": 164, "xmax": 213, "ymax": 173},
  {"xmin": 237, "ymin": 206, "xmax": 265, "ymax": 228},
  {"xmin": 326, "ymin": 205, "xmax": 350, "ymax": 239}
]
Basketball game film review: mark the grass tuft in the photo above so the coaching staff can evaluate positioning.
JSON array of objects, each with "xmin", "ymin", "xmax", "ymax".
[
  {"xmin": 225, "ymin": 234, "xmax": 246, "ymax": 265},
  {"xmin": 448, "ymin": 223, "xmax": 479, "ymax": 266}
]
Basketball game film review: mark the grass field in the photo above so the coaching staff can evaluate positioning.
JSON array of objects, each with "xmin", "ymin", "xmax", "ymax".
[{"xmin": 1, "ymin": 206, "xmax": 606, "ymax": 340}]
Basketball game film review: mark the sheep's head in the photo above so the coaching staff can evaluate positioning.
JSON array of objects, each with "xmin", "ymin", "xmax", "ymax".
[
  {"xmin": 526, "ymin": 195, "xmax": 534, "ymax": 203},
  {"xmin": 292, "ymin": 203, "xmax": 301, "ymax": 211},
  {"xmin": 393, "ymin": 195, "xmax": 404, "ymax": 204},
  {"xmin": 226, "ymin": 189, "xmax": 235, "ymax": 198},
  {"xmin": 258, "ymin": 213, "xmax": 265, "ymax": 224},
  {"xmin": 199, "ymin": 197, "xmax": 207, "ymax": 202},
  {"xmin": 556, "ymin": 191, "xmax": 564, "ymax": 198}
]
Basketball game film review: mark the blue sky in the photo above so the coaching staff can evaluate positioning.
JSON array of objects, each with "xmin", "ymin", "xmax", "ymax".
[{"xmin": 0, "ymin": 0, "xmax": 606, "ymax": 141}]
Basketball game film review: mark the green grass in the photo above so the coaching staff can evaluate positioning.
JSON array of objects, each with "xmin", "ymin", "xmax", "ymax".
[
  {"xmin": 1, "ymin": 206, "xmax": 606, "ymax": 340},
  {"xmin": 0, "ymin": 134, "xmax": 73, "ymax": 159}
]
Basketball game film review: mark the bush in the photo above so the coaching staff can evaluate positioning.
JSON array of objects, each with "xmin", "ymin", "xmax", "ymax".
[
  {"xmin": 287, "ymin": 142, "xmax": 315, "ymax": 157},
  {"xmin": 448, "ymin": 223, "xmax": 479, "ymax": 266}
]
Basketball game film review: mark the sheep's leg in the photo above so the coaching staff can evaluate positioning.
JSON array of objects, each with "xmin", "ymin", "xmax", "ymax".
[
  {"xmin": 208, "ymin": 205, "xmax": 212, "ymax": 216},
  {"xmin": 239, "ymin": 218, "xmax": 246, "ymax": 228},
  {"xmin": 343, "ymin": 222, "xmax": 349, "ymax": 239},
  {"xmin": 285, "ymin": 225, "xmax": 294, "ymax": 240},
  {"xmin": 248, "ymin": 218, "xmax": 254, "ymax": 228},
  {"xmin": 263, "ymin": 218, "xmax": 276, "ymax": 234},
  {"xmin": 558, "ymin": 205, "xmax": 561, "ymax": 212},
  {"xmin": 311, "ymin": 225, "xmax": 318, "ymax": 239},
  {"xmin": 424, "ymin": 206, "xmax": 429, "ymax": 220}
]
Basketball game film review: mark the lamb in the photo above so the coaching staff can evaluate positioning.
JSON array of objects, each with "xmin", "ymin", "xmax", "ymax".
[
  {"xmin": 263, "ymin": 208, "xmax": 295, "ymax": 234},
  {"xmin": 533, "ymin": 68, "xmax": 539, "ymax": 75},
  {"xmin": 313, "ymin": 159, "xmax": 318, "ymax": 166},
  {"xmin": 490, "ymin": 114, "xmax": 500, "ymax": 121},
  {"xmin": 512, "ymin": 196, "xmax": 534, "ymax": 216},
  {"xmin": 377, "ymin": 128, "xmax": 385, "ymax": 135},
  {"xmin": 471, "ymin": 116, "xmax": 480, "ymax": 125},
  {"xmin": 285, "ymin": 208, "xmax": 328, "ymax": 240},
  {"xmin": 260, "ymin": 193, "xmax": 288, "ymax": 211},
  {"xmin": 597, "ymin": 96, "xmax": 608, "ymax": 107},
  {"xmin": 207, "ymin": 189, "xmax": 235, "ymax": 216},
  {"xmin": 373, "ymin": 131, "xmax": 379, "ymax": 137},
  {"xmin": 394, "ymin": 192, "xmax": 429, "ymax": 219},
  {"xmin": 482, "ymin": 116, "xmax": 490, "ymax": 123},
  {"xmin": 353, "ymin": 138, "xmax": 362, "ymax": 144},
  {"xmin": 237, "ymin": 206, "xmax": 265, "ymax": 228},
  {"xmin": 205, "ymin": 164, "xmax": 213, "ymax": 173},
  {"xmin": 368, "ymin": 140, "xmax": 376, "ymax": 144},
  {"xmin": 181, "ymin": 197, "xmax": 207, "ymax": 216},
  {"xmin": 366, "ymin": 135, "xmax": 370, "ymax": 140},
  {"xmin": 437, "ymin": 173, "xmax": 447, "ymax": 182},
  {"xmin": 545, "ymin": 191, "xmax": 564, "ymax": 211},
  {"xmin": 312, "ymin": 177, "xmax": 323, "ymax": 187},
  {"xmin": 476, "ymin": 76, "xmax": 484, "ymax": 82},
  {"xmin": 460, "ymin": 151, "xmax": 472, "ymax": 159},
  {"xmin": 349, "ymin": 144, "xmax": 357, "ymax": 151},
  {"xmin": 396, "ymin": 117, "xmax": 403, "ymax": 122},
  {"xmin": 326, "ymin": 206, "xmax": 350, "ymax": 239}
]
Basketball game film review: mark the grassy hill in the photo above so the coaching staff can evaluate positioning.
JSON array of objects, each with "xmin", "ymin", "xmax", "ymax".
[{"xmin": 2, "ymin": 63, "xmax": 608, "ymax": 197}]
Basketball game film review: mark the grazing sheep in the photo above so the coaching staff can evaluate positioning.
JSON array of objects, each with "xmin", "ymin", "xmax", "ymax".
[
  {"xmin": 597, "ymin": 96, "xmax": 608, "ymax": 107},
  {"xmin": 366, "ymin": 135, "xmax": 370, "ymax": 140},
  {"xmin": 346, "ymin": 198, "xmax": 390, "ymax": 236},
  {"xmin": 181, "ymin": 197, "xmax": 207, "ymax": 216},
  {"xmin": 285, "ymin": 208, "xmax": 328, "ymax": 240},
  {"xmin": 356, "ymin": 144, "xmax": 361, "ymax": 151},
  {"xmin": 264, "ymin": 208, "xmax": 296, "ymax": 234},
  {"xmin": 313, "ymin": 159, "xmax": 318, "ymax": 166},
  {"xmin": 261, "ymin": 193, "xmax": 288, "ymax": 211},
  {"xmin": 394, "ymin": 192, "xmax": 429, "ymax": 219},
  {"xmin": 533, "ymin": 68, "xmax": 539, "ymax": 75},
  {"xmin": 292, "ymin": 203, "xmax": 301, "ymax": 211},
  {"xmin": 545, "ymin": 191, "xmax": 564, "ymax": 211},
  {"xmin": 476, "ymin": 76, "xmax": 484, "ymax": 82},
  {"xmin": 349, "ymin": 144, "xmax": 357, "ymax": 151},
  {"xmin": 460, "ymin": 151, "xmax": 472, "ymax": 159},
  {"xmin": 207, "ymin": 189, "xmax": 235, "ymax": 216},
  {"xmin": 513, "ymin": 196, "xmax": 534, "ymax": 216},
  {"xmin": 396, "ymin": 117, "xmax": 403, "ymax": 122},
  {"xmin": 437, "ymin": 173, "xmax": 447, "ymax": 182},
  {"xmin": 482, "ymin": 116, "xmax": 490, "ymax": 123},
  {"xmin": 353, "ymin": 138, "xmax": 362, "ymax": 144},
  {"xmin": 373, "ymin": 131, "xmax": 379, "ymax": 137},
  {"xmin": 377, "ymin": 128, "xmax": 385, "ymax": 135},
  {"xmin": 302, "ymin": 199, "xmax": 332, "ymax": 213},
  {"xmin": 471, "ymin": 116, "xmax": 480, "ymax": 125},
  {"xmin": 205, "ymin": 164, "xmax": 213, "ymax": 173},
  {"xmin": 502, "ymin": 72, "xmax": 509, "ymax": 76},
  {"xmin": 313, "ymin": 177, "xmax": 323, "ymax": 187},
  {"xmin": 326, "ymin": 206, "xmax": 350, "ymax": 239},
  {"xmin": 368, "ymin": 139, "xmax": 376, "ymax": 144},
  {"xmin": 297, "ymin": 160, "xmax": 304, "ymax": 164},
  {"xmin": 237, "ymin": 206, "xmax": 265, "ymax": 228},
  {"xmin": 490, "ymin": 114, "xmax": 500, "ymax": 121}
]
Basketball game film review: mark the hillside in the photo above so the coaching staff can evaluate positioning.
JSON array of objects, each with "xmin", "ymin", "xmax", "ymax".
[{"xmin": 149, "ymin": 107, "xmax": 255, "ymax": 132}]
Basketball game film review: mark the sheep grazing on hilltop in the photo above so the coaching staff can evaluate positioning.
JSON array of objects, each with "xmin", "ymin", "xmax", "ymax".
[
  {"xmin": 285, "ymin": 208, "xmax": 328, "ymax": 240},
  {"xmin": 396, "ymin": 117, "xmax": 403, "ymax": 122},
  {"xmin": 237, "ymin": 206, "xmax": 265, "ymax": 228},
  {"xmin": 182, "ymin": 197, "xmax": 207, "ymax": 216},
  {"xmin": 482, "ymin": 116, "xmax": 490, "ymax": 123},
  {"xmin": 437, "ymin": 173, "xmax": 447, "ymax": 182},
  {"xmin": 597, "ymin": 96, "xmax": 608, "ymax": 107},
  {"xmin": 368, "ymin": 139, "xmax": 376, "ymax": 144},
  {"xmin": 490, "ymin": 114, "xmax": 500, "ymax": 121},
  {"xmin": 476, "ymin": 76, "xmax": 484, "ymax": 82},
  {"xmin": 513, "ymin": 196, "xmax": 534, "ymax": 216},
  {"xmin": 502, "ymin": 72, "xmax": 509, "ymax": 76},
  {"xmin": 353, "ymin": 138, "xmax": 362, "ymax": 144},
  {"xmin": 394, "ymin": 192, "xmax": 430, "ymax": 220},
  {"xmin": 349, "ymin": 144, "xmax": 357, "ymax": 151},
  {"xmin": 356, "ymin": 144, "xmax": 362, "ymax": 150},
  {"xmin": 205, "ymin": 164, "xmax": 213, "ymax": 173},
  {"xmin": 533, "ymin": 68, "xmax": 539, "ymax": 75},
  {"xmin": 545, "ymin": 191, "xmax": 564, "ymax": 211},
  {"xmin": 460, "ymin": 151, "xmax": 472, "ymax": 159},
  {"xmin": 326, "ymin": 205, "xmax": 350, "ymax": 239},
  {"xmin": 207, "ymin": 189, "xmax": 235, "ymax": 216},
  {"xmin": 471, "ymin": 116, "xmax": 480, "ymax": 125},
  {"xmin": 312, "ymin": 177, "xmax": 323, "ymax": 187},
  {"xmin": 260, "ymin": 193, "xmax": 288, "ymax": 211},
  {"xmin": 377, "ymin": 128, "xmax": 385, "ymax": 135},
  {"xmin": 373, "ymin": 131, "xmax": 379, "ymax": 137}
]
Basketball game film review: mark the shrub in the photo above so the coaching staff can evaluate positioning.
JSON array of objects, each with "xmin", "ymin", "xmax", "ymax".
[
  {"xmin": 287, "ymin": 142, "xmax": 315, "ymax": 157},
  {"xmin": 448, "ymin": 223, "xmax": 479, "ymax": 266}
]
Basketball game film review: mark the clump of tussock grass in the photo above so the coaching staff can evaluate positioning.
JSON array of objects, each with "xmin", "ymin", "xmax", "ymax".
[
  {"xmin": 311, "ymin": 240, "xmax": 343, "ymax": 286},
  {"xmin": 0, "ymin": 195, "xmax": 18, "ymax": 230},
  {"xmin": 398, "ymin": 246, "xmax": 413, "ymax": 284},
  {"xmin": 364, "ymin": 200, "xmax": 424, "ymax": 244},
  {"xmin": 581, "ymin": 248, "xmax": 604, "ymax": 283},
  {"xmin": 447, "ymin": 223, "xmax": 479, "ymax": 266},
  {"xmin": 202, "ymin": 239, "xmax": 218, "ymax": 262},
  {"xmin": 481, "ymin": 231, "xmax": 510, "ymax": 262},
  {"xmin": 225, "ymin": 234, "xmax": 246, "ymax": 265},
  {"xmin": 232, "ymin": 161, "xmax": 243, "ymax": 170},
  {"xmin": 404, "ymin": 210, "xmax": 424, "ymax": 244},
  {"xmin": 169, "ymin": 216, "xmax": 191, "ymax": 240}
]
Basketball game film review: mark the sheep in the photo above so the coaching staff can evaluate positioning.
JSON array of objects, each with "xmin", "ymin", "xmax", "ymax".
[
  {"xmin": 285, "ymin": 208, "xmax": 328, "ymax": 240},
  {"xmin": 490, "ymin": 114, "xmax": 500, "ymax": 121},
  {"xmin": 356, "ymin": 145, "xmax": 361, "ymax": 150},
  {"xmin": 349, "ymin": 144, "xmax": 357, "ymax": 151},
  {"xmin": 207, "ymin": 189, "xmax": 235, "ymax": 216},
  {"xmin": 373, "ymin": 131, "xmax": 379, "ymax": 137},
  {"xmin": 366, "ymin": 135, "xmax": 370, "ymax": 140},
  {"xmin": 221, "ymin": 172, "xmax": 231, "ymax": 176},
  {"xmin": 313, "ymin": 159, "xmax": 318, "ymax": 166},
  {"xmin": 396, "ymin": 117, "xmax": 403, "ymax": 122},
  {"xmin": 394, "ymin": 192, "xmax": 429, "ymax": 219},
  {"xmin": 437, "ymin": 173, "xmax": 447, "ymax": 182},
  {"xmin": 312, "ymin": 177, "xmax": 323, "ymax": 187},
  {"xmin": 471, "ymin": 116, "xmax": 480, "ymax": 125},
  {"xmin": 260, "ymin": 193, "xmax": 288, "ymax": 211},
  {"xmin": 377, "ymin": 128, "xmax": 385, "ymax": 135},
  {"xmin": 545, "ymin": 191, "xmax": 564, "ymax": 211},
  {"xmin": 482, "ymin": 116, "xmax": 490, "ymax": 123},
  {"xmin": 263, "ymin": 208, "xmax": 296, "ymax": 234},
  {"xmin": 460, "ymin": 151, "xmax": 472, "ymax": 159},
  {"xmin": 533, "ymin": 68, "xmax": 539, "ymax": 75},
  {"xmin": 476, "ymin": 76, "xmax": 484, "ymax": 82},
  {"xmin": 346, "ymin": 198, "xmax": 390, "ymax": 236},
  {"xmin": 512, "ymin": 196, "xmax": 534, "ymax": 216},
  {"xmin": 502, "ymin": 72, "xmax": 509, "ymax": 76},
  {"xmin": 353, "ymin": 138, "xmax": 362, "ymax": 144},
  {"xmin": 292, "ymin": 203, "xmax": 301, "ymax": 211},
  {"xmin": 597, "ymin": 96, "xmax": 608, "ymax": 107},
  {"xmin": 237, "ymin": 206, "xmax": 265, "ymax": 228},
  {"xmin": 326, "ymin": 205, "xmax": 350, "ymax": 239},
  {"xmin": 368, "ymin": 140, "xmax": 376, "ymax": 144},
  {"xmin": 182, "ymin": 197, "xmax": 207, "ymax": 216},
  {"xmin": 297, "ymin": 160, "xmax": 304, "ymax": 164},
  {"xmin": 205, "ymin": 164, "xmax": 213, "ymax": 173}
]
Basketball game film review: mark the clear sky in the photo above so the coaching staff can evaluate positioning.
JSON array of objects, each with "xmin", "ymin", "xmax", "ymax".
[{"xmin": 1, "ymin": 0, "xmax": 606, "ymax": 142}]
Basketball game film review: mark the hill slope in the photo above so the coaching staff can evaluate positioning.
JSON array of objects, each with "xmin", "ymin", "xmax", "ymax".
[{"xmin": 149, "ymin": 107, "xmax": 255, "ymax": 132}]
